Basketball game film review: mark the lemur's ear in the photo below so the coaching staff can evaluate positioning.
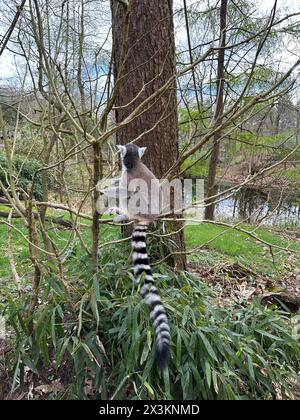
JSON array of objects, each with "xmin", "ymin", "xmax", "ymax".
[
  {"xmin": 116, "ymin": 145, "xmax": 127, "ymax": 158},
  {"xmin": 138, "ymin": 147, "xmax": 147, "ymax": 159}
]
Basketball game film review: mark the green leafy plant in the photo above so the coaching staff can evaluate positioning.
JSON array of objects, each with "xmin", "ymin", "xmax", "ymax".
[
  {"xmin": 4, "ymin": 241, "xmax": 300, "ymax": 400},
  {"xmin": 0, "ymin": 152, "xmax": 54, "ymax": 200}
]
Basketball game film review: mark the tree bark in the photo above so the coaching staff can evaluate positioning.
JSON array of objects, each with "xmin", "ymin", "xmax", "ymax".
[
  {"xmin": 205, "ymin": 0, "xmax": 228, "ymax": 220},
  {"xmin": 111, "ymin": 0, "xmax": 186, "ymax": 269}
]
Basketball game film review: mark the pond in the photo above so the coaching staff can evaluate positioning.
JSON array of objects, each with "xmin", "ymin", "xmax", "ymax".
[{"xmin": 215, "ymin": 183, "xmax": 300, "ymax": 227}]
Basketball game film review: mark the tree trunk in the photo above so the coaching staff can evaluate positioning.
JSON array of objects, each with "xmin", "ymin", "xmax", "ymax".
[
  {"xmin": 111, "ymin": 0, "xmax": 186, "ymax": 270},
  {"xmin": 205, "ymin": 0, "xmax": 227, "ymax": 220}
]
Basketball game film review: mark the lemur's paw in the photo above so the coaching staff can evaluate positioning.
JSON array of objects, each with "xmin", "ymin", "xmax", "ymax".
[
  {"xmin": 113, "ymin": 214, "xmax": 129, "ymax": 223},
  {"xmin": 107, "ymin": 207, "xmax": 121, "ymax": 216}
]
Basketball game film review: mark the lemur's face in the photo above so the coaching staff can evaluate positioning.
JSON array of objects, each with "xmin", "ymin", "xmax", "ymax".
[{"xmin": 117, "ymin": 144, "xmax": 147, "ymax": 168}]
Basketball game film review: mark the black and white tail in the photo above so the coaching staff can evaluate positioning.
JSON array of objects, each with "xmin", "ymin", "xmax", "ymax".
[{"xmin": 131, "ymin": 223, "xmax": 170, "ymax": 369}]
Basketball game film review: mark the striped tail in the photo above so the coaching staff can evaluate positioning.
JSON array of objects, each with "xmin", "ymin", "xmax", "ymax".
[{"xmin": 131, "ymin": 223, "xmax": 170, "ymax": 369}]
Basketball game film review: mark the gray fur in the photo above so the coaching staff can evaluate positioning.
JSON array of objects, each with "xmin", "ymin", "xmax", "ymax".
[{"xmin": 112, "ymin": 144, "xmax": 171, "ymax": 368}]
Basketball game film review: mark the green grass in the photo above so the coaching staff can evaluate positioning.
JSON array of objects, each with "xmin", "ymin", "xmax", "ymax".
[
  {"xmin": 0, "ymin": 213, "xmax": 122, "ymax": 286},
  {"xmin": 185, "ymin": 223, "xmax": 300, "ymax": 278},
  {"xmin": 0, "ymin": 211, "xmax": 299, "ymax": 292},
  {"xmin": 0, "ymin": 219, "xmax": 29, "ymax": 278},
  {"xmin": 283, "ymin": 168, "xmax": 300, "ymax": 183}
]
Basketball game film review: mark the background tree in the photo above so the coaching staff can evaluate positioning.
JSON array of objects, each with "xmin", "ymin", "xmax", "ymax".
[{"xmin": 205, "ymin": 0, "xmax": 227, "ymax": 220}]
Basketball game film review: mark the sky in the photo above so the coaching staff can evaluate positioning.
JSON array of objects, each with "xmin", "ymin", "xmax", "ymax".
[
  {"xmin": 0, "ymin": 0, "xmax": 299, "ymax": 82},
  {"xmin": 174, "ymin": 0, "xmax": 300, "ymax": 12}
]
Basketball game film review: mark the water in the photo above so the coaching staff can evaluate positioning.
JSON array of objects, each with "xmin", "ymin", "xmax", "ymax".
[{"xmin": 215, "ymin": 183, "xmax": 300, "ymax": 227}]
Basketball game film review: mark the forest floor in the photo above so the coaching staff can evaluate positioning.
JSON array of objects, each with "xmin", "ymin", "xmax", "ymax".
[{"xmin": 185, "ymin": 223, "xmax": 300, "ymax": 309}]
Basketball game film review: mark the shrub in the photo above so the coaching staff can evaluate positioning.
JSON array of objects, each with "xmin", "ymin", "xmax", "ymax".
[
  {"xmin": 0, "ymin": 152, "xmax": 54, "ymax": 200},
  {"xmin": 3, "ymin": 242, "xmax": 300, "ymax": 400}
]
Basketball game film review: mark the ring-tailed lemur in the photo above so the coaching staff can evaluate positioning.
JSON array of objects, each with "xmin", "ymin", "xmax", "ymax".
[{"xmin": 102, "ymin": 144, "xmax": 170, "ymax": 369}]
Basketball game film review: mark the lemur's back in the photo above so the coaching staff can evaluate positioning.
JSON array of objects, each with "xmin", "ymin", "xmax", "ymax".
[
  {"xmin": 107, "ymin": 144, "xmax": 171, "ymax": 368},
  {"xmin": 123, "ymin": 160, "xmax": 161, "ymax": 222}
]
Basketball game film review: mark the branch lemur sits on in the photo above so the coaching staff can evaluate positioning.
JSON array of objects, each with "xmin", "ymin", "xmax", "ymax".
[{"xmin": 101, "ymin": 143, "xmax": 170, "ymax": 369}]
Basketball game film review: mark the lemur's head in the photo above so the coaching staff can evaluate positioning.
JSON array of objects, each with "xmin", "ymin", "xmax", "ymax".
[{"xmin": 116, "ymin": 144, "xmax": 147, "ymax": 170}]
